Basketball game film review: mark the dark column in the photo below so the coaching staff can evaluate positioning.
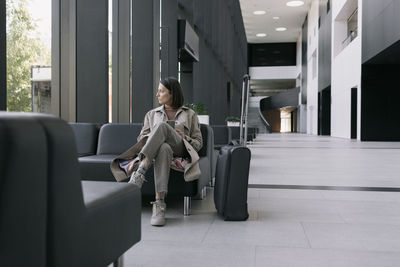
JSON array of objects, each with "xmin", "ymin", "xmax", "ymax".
[
  {"xmin": 76, "ymin": 0, "xmax": 108, "ymax": 123},
  {"xmin": 161, "ymin": 0, "xmax": 178, "ymax": 79},
  {"xmin": 52, "ymin": 0, "xmax": 76, "ymax": 120},
  {"xmin": 112, "ymin": 0, "xmax": 131, "ymax": 123},
  {"xmin": 351, "ymin": 87, "xmax": 357, "ymax": 139},
  {"xmin": 131, "ymin": 0, "xmax": 158, "ymax": 122},
  {"xmin": 0, "ymin": 0, "xmax": 6, "ymax": 110},
  {"xmin": 361, "ymin": 64, "xmax": 400, "ymax": 141},
  {"xmin": 180, "ymin": 62, "xmax": 193, "ymax": 103}
]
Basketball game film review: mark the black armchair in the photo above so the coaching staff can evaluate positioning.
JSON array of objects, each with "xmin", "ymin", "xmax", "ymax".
[
  {"xmin": 77, "ymin": 123, "xmax": 142, "ymax": 181},
  {"xmin": 0, "ymin": 113, "xmax": 142, "ymax": 267},
  {"xmin": 0, "ymin": 113, "xmax": 48, "ymax": 267}
]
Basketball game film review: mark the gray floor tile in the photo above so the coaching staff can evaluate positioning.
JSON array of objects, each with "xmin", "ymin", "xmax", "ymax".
[
  {"xmin": 302, "ymin": 222, "xmax": 400, "ymax": 252},
  {"xmin": 121, "ymin": 133, "xmax": 400, "ymax": 266},
  {"xmin": 125, "ymin": 241, "xmax": 256, "ymax": 267},
  {"xmin": 321, "ymin": 191, "xmax": 400, "ymax": 202},
  {"xmin": 140, "ymin": 208, "xmax": 216, "ymax": 243},
  {"xmin": 255, "ymin": 246, "xmax": 400, "ymax": 267},
  {"xmin": 248, "ymin": 134, "xmax": 400, "ymax": 187},
  {"xmin": 339, "ymin": 213, "xmax": 400, "ymax": 225},
  {"xmin": 256, "ymin": 189, "xmax": 325, "ymax": 200},
  {"xmin": 329, "ymin": 200, "xmax": 400, "ymax": 217},
  {"xmin": 203, "ymin": 219, "xmax": 310, "ymax": 248},
  {"xmin": 248, "ymin": 197, "xmax": 339, "ymax": 214}
]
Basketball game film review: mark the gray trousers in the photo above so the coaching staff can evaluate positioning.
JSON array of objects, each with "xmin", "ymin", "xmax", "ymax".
[{"xmin": 140, "ymin": 122, "xmax": 186, "ymax": 193}]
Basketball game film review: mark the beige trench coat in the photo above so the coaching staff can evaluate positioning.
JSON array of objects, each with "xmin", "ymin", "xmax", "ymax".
[{"xmin": 110, "ymin": 105, "xmax": 203, "ymax": 182}]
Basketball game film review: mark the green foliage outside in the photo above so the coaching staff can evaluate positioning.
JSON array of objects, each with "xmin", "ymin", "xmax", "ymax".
[
  {"xmin": 184, "ymin": 103, "xmax": 208, "ymax": 115},
  {"xmin": 6, "ymin": 0, "xmax": 51, "ymax": 111}
]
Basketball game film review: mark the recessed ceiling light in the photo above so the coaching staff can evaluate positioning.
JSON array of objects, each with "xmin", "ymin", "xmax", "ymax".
[
  {"xmin": 256, "ymin": 33, "xmax": 267, "ymax": 37},
  {"xmin": 253, "ymin": 10, "xmax": 266, "ymax": 15},
  {"xmin": 273, "ymin": 16, "xmax": 280, "ymax": 20},
  {"xmin": 275, "ymin": 27, "xmax": 287, "ymax": 31},
  {"xmin": 286, "ymin": 1, "xmax": 304, "ymax": 7}
]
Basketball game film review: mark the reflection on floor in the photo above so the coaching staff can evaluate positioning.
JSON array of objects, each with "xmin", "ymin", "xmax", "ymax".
[{"xmin": 122, "ymin": 134, "xmax": 400, "ymax": 267}]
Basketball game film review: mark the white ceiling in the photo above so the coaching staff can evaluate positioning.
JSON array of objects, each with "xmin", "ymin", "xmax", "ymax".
[{"xmin": 239, "ymin": 0, "xmax": 312, "ymax": 43}]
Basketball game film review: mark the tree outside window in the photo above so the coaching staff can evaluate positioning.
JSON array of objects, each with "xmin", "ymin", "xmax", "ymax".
[{"xmin": 6, "ymin": 0, "xmax": 50, "ymax": 112}]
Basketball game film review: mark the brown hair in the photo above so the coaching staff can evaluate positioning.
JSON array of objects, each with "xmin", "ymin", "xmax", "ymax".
[{"xmin": 160, "ymin": 77, "xmax": 184, "ymax": 109}]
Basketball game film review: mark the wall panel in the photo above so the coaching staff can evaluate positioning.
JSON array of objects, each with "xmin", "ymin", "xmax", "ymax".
[
  {"xmin": 76, "ymin": 0, "xmax": 108, "ymax": 122},
  {"xmin": 0, "ymin": 0, "xmax": 5, "ymax": 110}
]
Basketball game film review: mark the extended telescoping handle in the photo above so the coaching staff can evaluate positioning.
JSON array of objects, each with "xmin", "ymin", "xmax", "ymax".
[{"xmin": 240, "ymin": 74, "xmax": 250, "ymax": 146}]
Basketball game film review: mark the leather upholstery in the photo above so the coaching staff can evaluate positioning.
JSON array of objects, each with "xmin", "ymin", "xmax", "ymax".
[
  {"xmin": 97, "ymin": 123, "xmax": 143, "ymax": 155},
  {"xmin": 211, "ymin": 125, "xmax": 232, "ymax": 150},
  {"xmin": 0, "ymin": 113, "xmax": 141, "ymax": 267},
  {"xmin": 79, "ymin": 154, "xmax": 116, "ymax": 181},
  {"xmin": 69, "ymin": 122, "xmax": 99, "ymax": 157},
  {"xmin": 0, "ymin": 113, "xmax": 48, "ymax": 267},
  {"xmin": 41, "ymin": 117, "xmax": 141, "ymax": 267}
]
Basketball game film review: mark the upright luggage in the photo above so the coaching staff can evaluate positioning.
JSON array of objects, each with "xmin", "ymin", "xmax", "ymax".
[{"xmin": 214, "ymin": 146, "xmax": 251, "ymax": 221}]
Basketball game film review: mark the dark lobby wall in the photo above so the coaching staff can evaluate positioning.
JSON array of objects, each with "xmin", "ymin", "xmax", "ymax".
[
  {"xmin": 76, "ymin": 0, "xmax": 108, "ymax": 123},
  {"xmin": 362, "ymin": 0, "xmax": 400, "ymax": 64},
  {"xmin": 178, "ymin": 0, "xmax": 247, "ymax": 124},
  {"xmin": 248, "ymin": 43, "xmax": 296, "ymax": 67},
  {"xmin": 361, "ymin": 65, "xmax": 400, "ymax": 141},
  {"xmin": 361, "ymin": 1, "xmax": 400, "ymax": 140},
  {"xmin": 318, "ymin": 2, "xmax": 331, "ymax": 92}
]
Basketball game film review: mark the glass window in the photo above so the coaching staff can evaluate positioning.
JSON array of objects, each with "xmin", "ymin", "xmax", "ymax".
[
  {"xmin": 347, "ymin": 9, "xmax": 358, "ymax": 42},
  {"xmin": 6, "ymin": 0, "xmax": 51, "ymax": 112}
]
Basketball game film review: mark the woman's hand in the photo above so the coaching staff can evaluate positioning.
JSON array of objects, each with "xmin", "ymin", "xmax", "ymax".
[{"xmin": 175, "ymin": 129, "xmax": 185, "ymax": 139}]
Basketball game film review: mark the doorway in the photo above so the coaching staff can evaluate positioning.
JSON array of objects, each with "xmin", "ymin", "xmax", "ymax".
[
  {"xmin": 318, "ymin": 86, "xmax": 331, "ymax": 135},
  {"xmin": 351, "ymin": 87, "xmax": 357, "ymax": 139}
]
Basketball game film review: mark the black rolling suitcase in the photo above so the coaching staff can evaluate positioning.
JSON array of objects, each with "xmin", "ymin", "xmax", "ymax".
[{"xmin": 214, "ymin": 145, "xmax": 251, "ymax": 221}]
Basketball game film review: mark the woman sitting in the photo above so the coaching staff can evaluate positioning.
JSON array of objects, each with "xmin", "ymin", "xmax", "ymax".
[{"xmin": 111, "ymin": 77, "xmax": 202, "ymax": 226}]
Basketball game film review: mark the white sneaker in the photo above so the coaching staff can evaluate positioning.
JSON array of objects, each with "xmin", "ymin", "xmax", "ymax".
[
  {"xmin": 128, "ymin": 171, "xmax": 147, "ymax": 188},
  {"xmin": 150, "ymin": 201, "xmax": 166, "ymax": 226}
]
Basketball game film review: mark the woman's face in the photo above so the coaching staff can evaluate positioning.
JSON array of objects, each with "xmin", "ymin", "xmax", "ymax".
[{"xmin": 157, "ymin": 83, "xmax": 172, "ymax": 106}]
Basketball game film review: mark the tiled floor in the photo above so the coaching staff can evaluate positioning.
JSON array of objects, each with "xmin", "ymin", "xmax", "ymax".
[{"xmin": 123, "ymin": 134, "xmax": 400, "ymax": 267}]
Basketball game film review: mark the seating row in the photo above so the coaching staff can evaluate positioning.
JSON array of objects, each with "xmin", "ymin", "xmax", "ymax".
[
  {"xmin": 70, "ymin": 122, "xmax": 214, "ymax": 215},
  {"xmin": 0, "ymin": 113, "xmax": 141, "ymax": 267}
]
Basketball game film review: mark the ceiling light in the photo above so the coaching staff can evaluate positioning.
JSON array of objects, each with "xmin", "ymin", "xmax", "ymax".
[
  {"xmin": 256, "ymin": 33, "xmax": 267, "ymax": 37},
  {"xmin": 273, "ymin": 16, "xmax": 280, "ymax": 20},
  {"xmin": 286, "ymin": 1, "xmax": 304, "ymax": 7},
  {"xmin": 253, "ymin": 10, "xmax": 266, "ymax": 15},
  {"xmin": 275, "ymin": 27, "xmax": 287, "ymax": 31}
]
